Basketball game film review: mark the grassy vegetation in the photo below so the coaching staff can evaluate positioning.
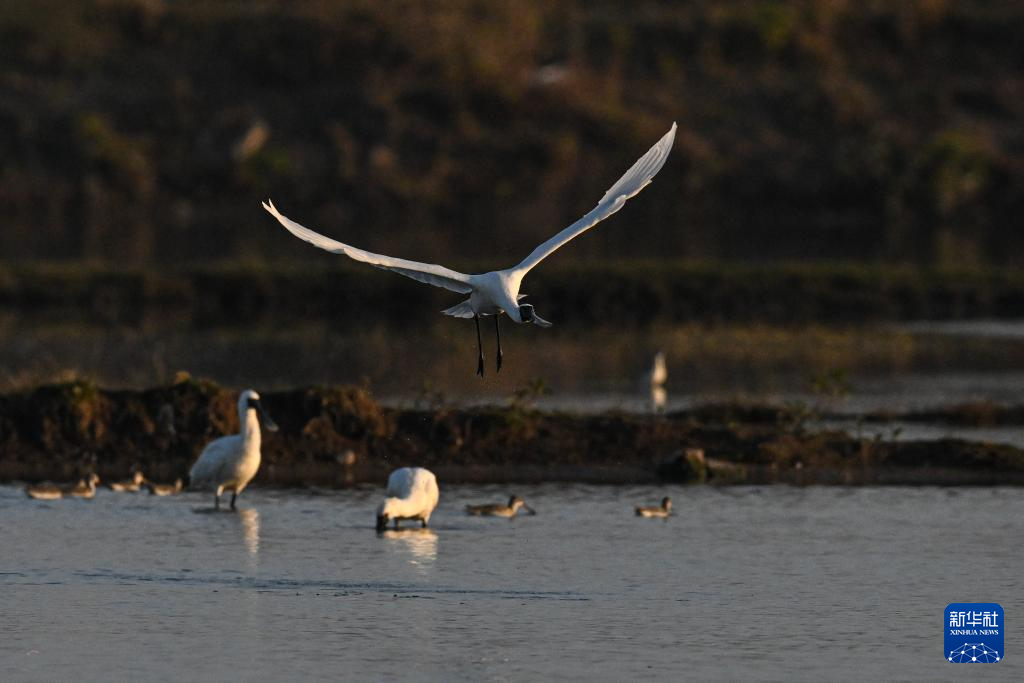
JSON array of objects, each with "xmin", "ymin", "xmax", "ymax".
[
  {"xmin": 3, "ymin": 379, "xmax": 1023, "ymax": 486},
  {"xmin": 4, "ymin": 261, "xmax": 1024, "ymax": 328},
  {"xmin": 0, "ymin": 1, "xmax": 1021, "ymax": 266}
]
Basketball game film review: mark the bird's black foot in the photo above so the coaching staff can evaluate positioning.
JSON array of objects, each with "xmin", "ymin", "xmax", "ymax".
[
  {"xmin": 477, "ymin": 355, "xmax": 485, "ymax": 377},
  {"xmin": 230, "ymin": 493, "xmax": 237, "ymax": 510}
]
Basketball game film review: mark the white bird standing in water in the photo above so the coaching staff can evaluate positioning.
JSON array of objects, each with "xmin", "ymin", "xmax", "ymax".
[
  {"xmin": 188, "ymin": 389, "xmax": 277, "ymax": 510},
  {"xmin": 264, "ymin": 123, "xmax": 677, "ymax": 376},
  {"xmin": 376, "ymin": 467, "xmax": 440, "ymax": 531}
]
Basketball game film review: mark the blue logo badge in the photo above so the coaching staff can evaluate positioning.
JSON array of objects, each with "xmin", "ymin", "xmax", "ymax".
[{"xmin": 945, "ymin": 602, "xmax": 1003, "ymax": 663}]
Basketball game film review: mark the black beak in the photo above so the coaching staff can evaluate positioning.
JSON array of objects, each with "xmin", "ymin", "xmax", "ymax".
[{"xmin": 250, "ymin": 399, "xmax": 279, "ymax": 432}]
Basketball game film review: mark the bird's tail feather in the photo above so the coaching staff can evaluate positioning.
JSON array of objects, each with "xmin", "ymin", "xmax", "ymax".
[{"xmin": 442, "ymin": 299, "xmax": 475, "ymax": 318}]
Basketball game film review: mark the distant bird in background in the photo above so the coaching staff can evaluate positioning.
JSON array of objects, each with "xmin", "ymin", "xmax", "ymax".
[
  {"xmin": 265, "ymin": 123, "xmax": 677, "ymax": 376},
  {"xmin": 376, "ymin": 467, "xmax": 440, "ymax": 531},
  {"xmin": 647, "ymin": 350, "xmax": 667, "ymax": 414},
  {"xmin": 188, "ymin": 389, "xmax": 277, "ymax": 510},
  {"xmin": 465, "ymin": 494, "xmax": 536, "ymax": 518},
  {"xmin": 635, "ymin": 496, "xmax": 672, "ymax": 518}
]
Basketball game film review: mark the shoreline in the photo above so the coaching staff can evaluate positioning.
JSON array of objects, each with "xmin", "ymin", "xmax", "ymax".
[{"xmin": 2, "ymin": 379, "xmax": 1022, "ymax": 487}]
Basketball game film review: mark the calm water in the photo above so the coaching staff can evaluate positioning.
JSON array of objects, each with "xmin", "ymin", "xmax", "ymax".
[{"xmin": 2, "ymin": 484, "xmax": 1020, "ymax": 681}]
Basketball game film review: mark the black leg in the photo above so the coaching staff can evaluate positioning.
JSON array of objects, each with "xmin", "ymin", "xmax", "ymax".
[
  {"xmin": 421, "ymin": 519, "xmax": 427, "ymax": 528},
  {"xmin": 494, "ymin": 315, "xmax": 503, "ymax": 372},
  {"xmin": 214, "ymin": 493, "xmax": 220, "ymax": 510},
  {"xmin": 393, "ymin": 518, "xmax": 400, "ymax": 530},
  {"xmin": 475, "ymin": 316, "xmax": 485, "ymax": 377},
  {"xmin": 230, "ymin": 492, "xmax": 237, "ymax": 510}
]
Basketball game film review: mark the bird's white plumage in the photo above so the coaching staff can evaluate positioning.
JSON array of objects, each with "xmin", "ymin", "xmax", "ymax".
[
  {"xmin": 648, "ymin": 350, "xmax": 668, "ymax": 387},
  {"xmin": 378, "ymin": 467, "xmax": 440, "ymax": 528},
  {"xmin": 262, "ymin": 200, "xmax": 472, "ymax": 294},
  {"xmin": 189, "ymin": 389, "xmax": 270, "ymax": 506},
  {"xmin": 512, "ymin": 122, "xmax": 677, "ymax": 274},
  {"xmin": 264, "ymin": 122, "xmax": 676, "ymax": 325}
]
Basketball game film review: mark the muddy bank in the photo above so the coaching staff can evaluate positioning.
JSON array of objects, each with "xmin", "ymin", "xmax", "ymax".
[{"xmin": 1, "ymin": 379, "xmax": 1023, "ymax": 487}]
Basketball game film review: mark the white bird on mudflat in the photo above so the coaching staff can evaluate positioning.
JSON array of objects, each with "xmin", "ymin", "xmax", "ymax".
[
  {"xmin": 188, "ymin": 389, "xmax": 278, "ymax": 510},
  {"xmin": 264, "ymin": 123, "xmax": 677, "ymax": 376},
  {"xmin": 647, "ymin": 350, "xmax": 668, "ymax": 414},
  {"xmin": 376, "ymin": 467, "xmax": 440, "ymax": 532}
]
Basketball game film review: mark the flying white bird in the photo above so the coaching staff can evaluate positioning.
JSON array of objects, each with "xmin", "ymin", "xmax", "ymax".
[
  {"xmin": 376, "ymin": 467, "xmax": 440, "ymax": 531},
  {"xmin": 264, "ymin": 123, "xmax": 677, "ymax": 375},
  {"xmin": 188, "ymin": 389, "xmax": 278, "ymax": 510}
]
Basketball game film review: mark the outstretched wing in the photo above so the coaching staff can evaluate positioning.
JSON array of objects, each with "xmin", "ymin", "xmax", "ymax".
[
  {"xmin": 512, "ymin": 123, "xmax": 676, "ymax": 275},
  {"xmin": 264, "ymin": 201, "xmax": 473, "ymax": 294}
]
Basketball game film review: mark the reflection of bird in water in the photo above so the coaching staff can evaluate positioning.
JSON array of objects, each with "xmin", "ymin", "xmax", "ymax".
[
  {"xmin": 465, "ymin": 495, "xmax": 536, "ymax": 518},
  {"xmin": 376, "ymin": 467, "xmax": 440, "ymax": 532},
  {"xmin": 188, "ymin": 389, "xmax": 278, "ymax": 510},
  {"xmin": 635, "ymin": 496, "xmax": 672, "ymax": 518},
  {"xmin": 265, "ymin": 124, "xmax": 677, "ymax": 377},
  {"xmin": 646, "ymin": 350, "xmax": 667, "ymax": 413},
  {"xmin": 381, "ymin": 527, "xmax": 438, "ymax": 564},
  {"xmin": 146, "ymin": 478, "xmax": 184, "ymax": 496},
  {"xmin": 108, "ymin": 470, "xmax": 146, "ymax": 492},
  {"xmin": 237, "ymin": 508, "xmax": 260, "ymax": 556},
  {"xmin": 26, "ymin": 473, "xmax": 101, "ymax": 500}
]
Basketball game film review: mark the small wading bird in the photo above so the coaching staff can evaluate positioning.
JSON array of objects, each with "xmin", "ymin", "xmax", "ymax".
[
  {"xmin": 635, "ymin": 496, "xmax": 672, "ymax": 518},
  {"xmin": 465, "ymin": 495, "xmax": 536, "ymax": 518},
  {"xmin": 188, "ymin": 389, "xmax": 277, "ymax": 510},
  {"xmin": 26, "ymin": 473, "xmax": 101, "ymax": 501},
  {"xmin": 376, "ymin": 467, "xmax": 440, "ymax": 532},
  {"xmin": 264, "ymin": 123, "xmax": 677, "ymax": 376},
  {"xmin": 107, "ymin": 470, "xmax": 146, "ymax": 492},
  {"xmin": 146, "ymin": 478, "xmax": 184, "ymax": 496}
]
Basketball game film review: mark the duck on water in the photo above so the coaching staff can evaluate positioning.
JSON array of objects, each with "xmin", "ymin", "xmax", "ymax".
[
  {"xmin": 465, "ymin": 495, "xmax": 536, "ymax": 518},
  {"xmin": 635, "ymin": 497, "xmax": 672, "ymax": 518},
  {"xmin": 26, "ymin": 473, "xmax": 101, "ymax": 501}
]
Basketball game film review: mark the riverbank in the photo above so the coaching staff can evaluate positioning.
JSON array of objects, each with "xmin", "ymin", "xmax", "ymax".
[{"xmin": 2, "ymin": 379, "xmax": 1022, "ymax": 487}]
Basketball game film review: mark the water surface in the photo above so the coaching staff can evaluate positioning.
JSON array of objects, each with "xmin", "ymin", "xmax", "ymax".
[{"xmin": 2, "ymin": 485, "xmax": 1020, "ymax": 681}]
